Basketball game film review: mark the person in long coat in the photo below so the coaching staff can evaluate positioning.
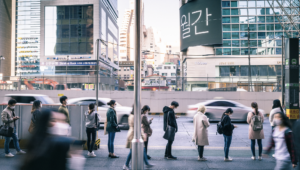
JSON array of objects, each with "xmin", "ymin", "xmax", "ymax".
[
  {"xmin": 193, "ymin": 105, "xmax": 210, "ymax": 161},
  {"xmin": 247, "ymin": 102, "xmax": 264, "ymax": 160}
]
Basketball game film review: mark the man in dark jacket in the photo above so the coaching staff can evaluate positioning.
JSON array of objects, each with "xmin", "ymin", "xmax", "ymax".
[
  {"xmin": 293, "ymin": 119, "xmax": 300, "ymax": 170},
  {"xmin": 163, "ymin": 101, "xmax": 179, "ymax": 160}
]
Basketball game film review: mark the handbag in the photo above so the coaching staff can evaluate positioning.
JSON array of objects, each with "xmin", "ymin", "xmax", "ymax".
[
  {"xmin": 0, "ymin": 124, "xmax": 13, "ymax": 137},
  {"xmin": 28, "ymin": 120, "xmax": 35, "ymax": 133},
  {"xmin": 163, "ymin": 112, "xmax": 176, "ymax": 141},
  {"xmin": 95, "ymin": 113, "xmax": 101, "ymax": 131}
]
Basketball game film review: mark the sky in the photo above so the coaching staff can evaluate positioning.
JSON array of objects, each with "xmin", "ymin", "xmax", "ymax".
[{"xmin": 118, "ymin": 0, "xmax": 180, "ymax": 46}]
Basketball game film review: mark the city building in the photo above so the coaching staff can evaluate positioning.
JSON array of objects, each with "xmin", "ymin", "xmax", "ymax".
[
  {"xmin": 165, "ymin": 44, "xmax": 180, "ymax": 55},
  {"xmin": 181, "ymin": 0, "xmax": 300, "ymax": 91},
  {"xmin": 142, "ymin": 75, "xmax": 168, "ymax": 91},
  {"xmin": 154, "ymin": 63, "xmax": 178, "ymax": 90},
  {"xmin": 0, "ymin": 0, "xmax": 12, "ymax": 78}
]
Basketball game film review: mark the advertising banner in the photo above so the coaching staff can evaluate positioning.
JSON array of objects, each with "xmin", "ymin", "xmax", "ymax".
[{"xmin": 180, "ymin": 0, "xmax": 222, "ymax": 51}]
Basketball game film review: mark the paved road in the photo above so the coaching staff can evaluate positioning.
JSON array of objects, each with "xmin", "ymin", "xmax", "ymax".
[{"xmin": 0, "ymin": 116, "xmax": 276, "ymax": 170}]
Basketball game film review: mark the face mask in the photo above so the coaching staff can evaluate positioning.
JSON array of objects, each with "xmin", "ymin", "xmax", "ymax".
[
  {"xmin": 40, "ymin": 104, "xmax": 42, "ymax": 108},
  {"xmin": 48, "ymin": 122, "xmax": 71, "ymax": 136},
  {"xmin": 274, "ymin": 119, "xmax": 282, "ymax": 126},
  {"xmin": 10, "ymin": 106, "xmax": 15, "ymax": 110},
  {"xmin": 145, "ymin": 111, "xmax": 149, "ymax": 115}
]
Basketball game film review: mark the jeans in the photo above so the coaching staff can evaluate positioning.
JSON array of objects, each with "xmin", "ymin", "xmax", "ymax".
[
  {"xmin": 223, "ymin": 134, "xmax": 232, "ymax": 159},
  {"xmin": 86, "ymin": 128, "xmax": 96, "ymax": 153},
  {"xmin": 125, "ymin": 148, "xmax": 149, "ymax": 166},
  {"xmin": 108, "ymin": 132, "xmax": 116, "ymax": 153},
  {"xmin": 198, "ymin": 146, "xmax": 204, "ymax": 158},
  {"xmin": 165, "ymin": 140, "xmax": 174, "ymax": 157},
  {"xmin": 275, "ymin": 160, "xmax": 292, "ymax": 170},
  {"xmin": 251, "ymin": 139, "xmax": 262, "ymax": 157},
  {"xmin": 5, "ymin": 129, "xmax": 21, "ymax": 154},
  {"xmin": 144, "ymin": 137, "xmax": 149, "ymax": 155}
]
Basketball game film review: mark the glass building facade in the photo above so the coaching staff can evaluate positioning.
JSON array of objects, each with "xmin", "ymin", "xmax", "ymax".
[{"xmin": 217, "ymin": 0, "xmax": 300, "ymax": 57}]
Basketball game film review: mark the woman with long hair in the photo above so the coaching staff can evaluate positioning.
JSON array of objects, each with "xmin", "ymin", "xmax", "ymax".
[
  {"xmin": 269, "ymin": 99, "xmax": 284, "ymax": 128},
  {"xmin": 141, "ymin": 105, "xmax": 153, "ymax": 159},
  {"xmin": 263, "ymin": 112, "xmax": 297, "ymax": 170},
  {"xmin": 28, "ymin": 100, "xmax": 42, "ymax": 133},
  {"xmin": 193, "ymin": 105, "xmax": 210, "ymax": 161},
  {"xmin": 247, "ymin": 102, "xmax": 264, "ymax": 160},
  {"xmin": 106, "ymin": 100, "xmax": 120, "ymax": 158},
  {"xmin": 123, "ymin": 106, "xmax": 154, "ymax": 170}
]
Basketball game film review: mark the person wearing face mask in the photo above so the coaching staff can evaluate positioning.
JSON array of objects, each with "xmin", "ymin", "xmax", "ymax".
[
  {"xmin": 163, "ymin": 101, "xmax": 179, "ymax": 160},
  {"xmin": 58, "ymin": 96, "xmax": 70, "ymax": 125},
  {"xmin": 269, "ymin": 99, "xmax": 285, "ymax": 128},
  {"xmin": 28, "ymin": 100, "xmax": 42, "ymax": 133},
  {"xmin": 1, "ymin": 99, "xmax": 26, "ymax": 157},
  {"xmin": 141, "ymin": 105, "xmax": 153, "ymax": 160},
  {"xmin": 263, "ymin": 112, "xmax": 297, "ymax": 170},
  {"xmin": 106, "ymin": 100, "xmax": 120, "ymax": 158},
  {"xmin": 20, "ymin": 108, "xmax": 76, "ymax": 170},
  {"xmin": 221, "ymin": 108, "xmax": 237, "ymax": 162}
]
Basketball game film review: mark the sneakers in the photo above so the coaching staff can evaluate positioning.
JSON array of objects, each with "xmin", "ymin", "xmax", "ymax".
[
  {"xmin": 272, "ymin": 154, "xmax": 275, "ymax": 158},
  {"xmin": 167, "ymin": 155, "xmax": 177, "ymax": 160},
  {"xmin": 89, "ymin": 151, "xmax": 96, "ymax": 157},
  {"xmin": 16, "ymin": 150, "xmax": 26, "ymax": 155},
  {"xmin": 251, "ymin": 156, "xmax": 256, "ymax": 160},
  {"xmin": 145, "ymin": 164, "xmax": 155, "ymax": 169},
  {"xmin": 224, "ymin": 157, "xmax": 233, "ymax": 162},
  {"xmin": 5, "ymin": 153, "xmax": 14, "ymax": 157},
  {"xmin": 198, "ymin": 157, "xmax": 208, "ymax": 161},
  {"xmin": 87, "ymin": 152, "xmax": 91, "ymax": 156},
  {"xmin": 123, "ymin": 164, "xmax": 130, "ymax": 170},
  {"xmin": 258, "ymin": 156, "xmax": 262, "ymax": 160}
]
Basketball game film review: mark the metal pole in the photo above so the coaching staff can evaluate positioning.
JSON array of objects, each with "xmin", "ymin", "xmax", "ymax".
[
  {"xmin": 43, "ymin": 73, "xmax": 44, "ymax": 90},
  {"xmin": 281, "ymin": 36, "xmax": 285, "ymax": 105},
  {"xmin": 96, "ymin": 39, "xmax": 99, "ymax": 110},
  {"xmin": 247, "ymin": 26, "xmax": 252, "ymax": 92},
  {"xmin": 66, "ymin": 55, "xmax": 69, "ymax": 88},
  {"xmin": 132, "ymin": 0, "xmax": 143, "ymax": 169}
]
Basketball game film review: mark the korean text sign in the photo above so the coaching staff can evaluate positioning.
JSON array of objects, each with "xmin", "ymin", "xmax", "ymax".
[{"xmin": 180, "ymin": 0, "xmax": 222, "ymax": 51}]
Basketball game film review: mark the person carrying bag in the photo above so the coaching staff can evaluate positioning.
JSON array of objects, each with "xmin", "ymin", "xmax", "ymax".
[{"xmin": 163, "ymin": 111, "xmax": 176, "ymax": 141}]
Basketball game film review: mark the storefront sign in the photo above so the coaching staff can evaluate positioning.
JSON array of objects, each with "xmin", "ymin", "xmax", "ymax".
[
  {"xmin": 219, "ymin": 62, "xmax": 234, "ymax": 65},
  {"xmin": 143, "ymin": 79, "xmax": 166, "ymax": 86}
]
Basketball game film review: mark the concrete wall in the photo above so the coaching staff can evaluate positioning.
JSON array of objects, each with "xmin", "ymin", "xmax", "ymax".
[{"xmin": 0, "ymin": 91, "xmax": 282, "ymax": 114}]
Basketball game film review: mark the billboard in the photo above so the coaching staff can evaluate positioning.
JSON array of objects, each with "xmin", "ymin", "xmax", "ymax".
[{"xmin": 180, "ymin": 0, "xmax": 222, "ymax": 51}]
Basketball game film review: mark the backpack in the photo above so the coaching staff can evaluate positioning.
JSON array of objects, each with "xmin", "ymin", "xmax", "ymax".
[
  {"xmin": 216, "ymin": 117, "xmax": 225, "ymax": 135},
  {"xmin": 251, "ymin": 112, "xmax": 263, "ymax": 131}
]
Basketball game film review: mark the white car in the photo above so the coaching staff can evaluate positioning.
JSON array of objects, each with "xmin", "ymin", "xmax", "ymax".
[
  {"xmin": 4, "ymin": 94, "xmax": 54, "ymax": 104},
  {"xmin": 67, "ymin": 97, "xmax": 132, "ymax": 129},
  {"xmin": 187, "ymin": 100, "xmax": 265, "ymax": 122}
]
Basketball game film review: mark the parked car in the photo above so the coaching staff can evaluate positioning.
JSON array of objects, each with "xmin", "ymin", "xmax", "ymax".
[
  {"xmin": 186, "ymin": 100, "xmax": 265, "ymax": 122},
  {"xmin": 3, "ymin": 94, "xmax": 54, "ymax": 104},
  {"xmin": 67, "ymin": 97, "xmax": 132, "ymax": 129}
]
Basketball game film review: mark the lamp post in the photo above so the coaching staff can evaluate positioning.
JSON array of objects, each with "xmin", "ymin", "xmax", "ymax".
[{"xmin": 131, "ymin": 0, "xmax": 143, "ymax": 169}]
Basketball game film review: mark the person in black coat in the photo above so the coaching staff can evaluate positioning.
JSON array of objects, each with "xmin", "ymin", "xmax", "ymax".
[
  {"xmin": 293, "ymin": 119, "xmax": 300, "ymax": 170},
  {"xmin": 163, "ymin": 101, "xmax": 179, "ymax": 160},
  {"xmin": 221, "ymin": 108, "xmax": 237, "ymax": 162}
]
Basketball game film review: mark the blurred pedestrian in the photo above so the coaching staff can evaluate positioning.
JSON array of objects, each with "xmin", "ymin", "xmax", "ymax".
[
  {"xmin": 58, "ymin": 96, "xmax": 70, "ymax": 125},
  {"xmin": 123, "ymin": 106, "xmax": 154, "ymax": 170},
  {"xmin": 141, "ymin": 105, "xmax": 153, "ymax": 159},
  {"xmin": 269, "ymin": 99, "xmax": 284, "ymax": 128},
  {"xmin": 85, "ymin": 103, "xmax": 98, "ymax": 157},
  {"xmin": 28, "ymin": 100, "xmax": 42, "ymax": 133},
  {"xmin": 1, "ymin": 99, "xmax": 26, "ymax": 157},
  {"xmin": 263, "ymin": 112, "xmax": 297, "ymax": 170},
  {"xmin": 20, "ymin": 108, "xmax": 74, "ymax": 170},
  {"xmin": 221, "ymin": 108, "xmax": 237, "ymax": 161},
  {"xmin": 163, "ymin": 101, "xmax": 179, "ymax": 160},
  {"xmin": 293, "ymin": 119, "xmax": 300, "ymax": 170},
  {"xmin": 247, "ymin": 102, "xmax": 264, "ymax": 160},
  {"xmin": 106, "ymin": 100, "xmax": 120, "ymax": 158},
  {"xmin": 193, "ymin": 105, "xmax": 210, "ymax": 161}
]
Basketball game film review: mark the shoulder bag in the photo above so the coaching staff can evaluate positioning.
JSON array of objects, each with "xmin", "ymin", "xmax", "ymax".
[
  {"xmin": 163, "ymin": 112, "xmax": 176, "ymax": 141},
  {"xmin": 0, "ymin": 112, "xmax": 13, "ymax": 137},
  {"xmin": 94, "ymin": 113, "xmax": 101, "ymax": 131}
]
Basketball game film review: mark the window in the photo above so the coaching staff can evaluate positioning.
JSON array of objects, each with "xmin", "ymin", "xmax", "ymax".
[
  {"xmin": 250, "ymin": 32, "xmax": 257, "ymax": 39},
  {"xmin": 223, "ymin": 48, "xmax": 231, "ymax": 55},
  {"xmin": 267, "ymin": 32, "xmax": 275, "ymax": 39},
  {"xmin": 231, "ymin": 17, "xmax": 239, "ymax": 23},
  {"xmin": 258, "ymin": 24, "xmax": 265, "ymax": 30},
  {"xmin": 266, "ymin": 8, "xmax": 273, "ymax": 15},
  {"xmin": 258, "ymin": 32, "xmax": 266, "ymax": 39},
  {"xmin": 241, "ymin": 48, "xmax": 249, "ymax": 55},
  {"xmin": 162, "ymin": 73, "xmax": 167, "ymax": 76},
  {"xmin": 275, "ymin": 32, "xmax": 283, "ymax": 38},
  {"xmin": 232, "ymin": 40, "xmax": 240, "ymax": 47},
  {"xmin": 250, "ymin": 40, "xmax": 257, "ymax": 47},
  {"xmin": 223, "ymin": 25, "xmax": 231, "ymax": 31},
  {"xmin": 232, "ymin": 24, "xmax": 239, "ymax": 31},
  {"xmin": 231, "ymin": 9, "xmax": 239, "ymax": 15},
  {"xmin": 222, "ymin": 1, "xmax": 230, "ymax": 7},
  {"xmin": 266, "ymin": 24, "xmax": 274, "ymax": 30},
  {"xmin": 216, "ymin": 48, "xmax": 222, "ymax": 55},
  {"xmin": 239, "ymin": 1, "xmax": 247, "ymax": 7},
  {"xmin": 257, "ymin": 16, "xmax": 265, "ymax": 23},
  {"xmin": 240, "ymin": 9, "xmax": 247, "ymax": 15},
  {"xmin": 223, "ymin": 33, "xmax": 231, "ymax": 39},
  {"xmin": 249, "ymin": 24, "xmax": 257, "ymax": 31},
  {"xmin": 222, "ymin": 17, "xmax": 230, "ymax": 23},
  {"xmin": 257, "ymin": 8, "xmax": 265, "ymax": 15},
  {"xmin": 266, "ymin": 16, "xmax": 274, "ymax": 22},
  {"xmin": 248, "ymin": 0, "xmax": 256, "ymax": 7},
  {"xmin": 222, "ymin": 9, "xmax": 230, "ymax": 15},
  {"xmin": 257, "ymin": 1, "xmax": 264, "ymax": 7},
  {"xmin": 276, "ymin": 48, "xmax": 282, "ymax": 55},
  {"xmin": 275, "ymin": 24, "xmax": 283, "ymax": 30},
  {"xmin": 241, "ymin": 40, "xmax": 248, "ymax": 47},
  {"xmin": 232, "ymin": 32, "xmax": 239, "ymax": 39},
  {"xmin": 232, "ymin": 48, "xmax": 240, "ymax": 55},
  {"xmin": 231, "ymin": 1, "xmax": 238, "ymax": 7},
  {"xmin": 240, "ymin": 17, "xmax": 248, "ymax": 23},
  {"xmin": 240, "ymin": 32, "xmax": 248, "ymax": 39},
  {"xmin": 248, "ymin": 9, "xmax": 256, "ymax": 15},
  {"xmin": 223, "ymin": 41, "xmax": 231, "ymax": 47},
  {"xmin": 171, "ymin": 73, "xmax": 176, "ymax": 76},
  {"xmin": 220, "ymin": 66, "xmax": 230, "ymax": 76}
]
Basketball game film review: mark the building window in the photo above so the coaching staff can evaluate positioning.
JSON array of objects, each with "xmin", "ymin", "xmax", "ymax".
[
  {"xmin": 171, "ymin": 73, "xmax": 176, "ymax": 76},
  {"xmin": 162, "ymin": 73, "xmax": 167, "ymax": 76}
]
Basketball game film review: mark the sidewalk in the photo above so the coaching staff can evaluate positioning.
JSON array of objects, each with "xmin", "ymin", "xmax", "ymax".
[{"xmin": 0, "ymin": 147, "xmax": 276, "ymax": 170}]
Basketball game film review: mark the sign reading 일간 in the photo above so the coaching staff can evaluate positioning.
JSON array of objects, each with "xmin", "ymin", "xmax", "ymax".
[{"xmin": 180, "ymin": 0, "xmax": 222, "ymax": 51}]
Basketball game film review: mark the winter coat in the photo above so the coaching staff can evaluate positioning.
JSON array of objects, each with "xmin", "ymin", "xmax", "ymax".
[
  {"xmin": 247, "ymin": 111, "xmax": 265, "ymax": 139},
  {"xmin": 125, "ymin": 114, "xmax": 134, "ymax": 148},
  {"xmin": 31, "ymin": 109, "xmax": 41, "ymax": 126},
  {"xmin": 269, "ymin": 107, "xmax": 285, "ymax": 127},
  {"xmin": 163, "ymin": 106, "xmax": 178, "ymax": 132},
  {"xmin": 1, "ymin": 107, "xmax": 16, "ymax": 128},
  {"xmin": 221, "ymin": 115, "xmax": 235, "ymax": 136},
  {"xmin": 106, "ymin": 107, "xmax": 119, "ymax": 132},
  {"xmin": 193, "ymin": 112, "xmax": 210, "ymax": 146},
  {"xmin": 141, "ymin": 114, "xmax": 152, "ymax": 141}
]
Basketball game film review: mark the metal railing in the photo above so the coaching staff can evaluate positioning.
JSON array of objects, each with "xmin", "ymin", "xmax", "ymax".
[{"xmin": 0, "ymin": 75, "xmax": 288, "ymax": 92}]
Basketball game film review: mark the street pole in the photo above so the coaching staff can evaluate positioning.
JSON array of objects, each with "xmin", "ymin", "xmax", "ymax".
[
  {"xmin": 66, "ymin": 55, "xmax": 69, "ymax": 88},
  {"xmin": 247, "ymin": 26, "xmax": 252, "ymax": 92},
  {"xmin": 96, "ymin": 39, "xmax": 100, "ymax": 110},
  {"xmin": 132, "ymin": 0, "xmax": 143, "ymax": 169},
  {"xmin": 281, "ymin": 36, "xmax": 285, "ymax": 106}
]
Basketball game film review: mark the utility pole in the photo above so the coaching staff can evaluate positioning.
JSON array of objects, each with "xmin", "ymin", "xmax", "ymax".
[
  {"xmin": 131, "ymin": 0, "xmax": 143, "ymax": 169},
  {"xmin": 96, "ymin": 39, "xmax": 100, "ymax": 110},
  {"xmin": 247, "ymin": 26, "xmax": 252, "ymax": 92},
  {"xmin": 66, "ymin": 55, "xmax": 69, "ymax": 88},
  {"xmin": 281, "ymin": 36, "xmax": 285, "ymax": 105}
]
